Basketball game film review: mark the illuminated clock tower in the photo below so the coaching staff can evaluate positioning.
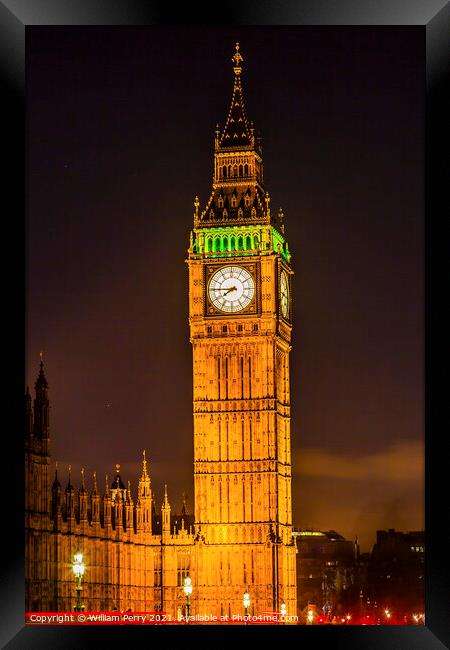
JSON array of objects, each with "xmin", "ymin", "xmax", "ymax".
[{"xmin": 187, "ymin": 43, "xmax": 297, "ymax": 618}]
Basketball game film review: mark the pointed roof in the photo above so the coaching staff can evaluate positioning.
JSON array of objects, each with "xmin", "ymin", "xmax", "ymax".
[
  {"xmin": 65, "ymin": 465, "xmax": 74, "ymax": 492},
  {"xmin": 219, "ymin": 43, "xmax": 253, "ymax": 149},
  {"xmin": 141, "ymin": 449, "xmax": 149, "ymax": 480},
  {"xmin": 111, "ymin": 463, "xmax": 125, "ymax": 490},
  {"xmin": 162, "ymin": 484, "xmax": 170, "ymax": 509},
  {"xmin": 80, "ymin": 467, "xmax": 86, "ymax": 493},
  {"xmin": 52, "ymin": 461, "xmax": 60, "ymax": 489},
  {"xmin": 34, "ymin": 353, "xmax": 48, "ymax": 390}
]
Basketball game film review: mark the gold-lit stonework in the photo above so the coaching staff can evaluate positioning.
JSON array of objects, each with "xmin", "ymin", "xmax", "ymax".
[
  {"xmin": 187, "ymin": 42, "xmax": 297, "ymax": 618},
  {"xmin": 25, "ymin": 43, "xmax": 297, "ymax": 621}
]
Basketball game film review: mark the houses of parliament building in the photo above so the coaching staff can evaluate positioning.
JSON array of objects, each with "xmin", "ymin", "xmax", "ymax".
[{"xmin": 25, "ymin": 44, "xmax": 297, "ymax": 619}]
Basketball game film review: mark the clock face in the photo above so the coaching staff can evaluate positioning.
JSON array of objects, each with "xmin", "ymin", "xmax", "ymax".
[
  {"xmin": 280, "ymin": 270, "xmax": 289, "ymax": 318},
  {"xmin": 208, "ymin": 266, "xmax": 255, "ymax": 313}
]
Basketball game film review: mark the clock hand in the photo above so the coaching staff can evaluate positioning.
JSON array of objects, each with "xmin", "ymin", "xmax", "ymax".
[{"xmin": 223, "ymin": 286, "xmax": 237, "ymax": 296}]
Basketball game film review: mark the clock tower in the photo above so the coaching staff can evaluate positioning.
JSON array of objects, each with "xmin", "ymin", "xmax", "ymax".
[{"xmin": 187, "ymin": 43, "xmax": 297, "ymax": 619}]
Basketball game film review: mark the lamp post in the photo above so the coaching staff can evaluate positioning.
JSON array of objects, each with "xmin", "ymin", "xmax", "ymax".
[
  {"xmin": 72, "ymin": 552, "xmax": 85, "ymax": 612},
  {"xmin": 243, "ymin": 591, "xmax": 250, "ymax": 622},
  {"xmin": 183, "ymin": 576, "xmax": 193, "ymax": 623},
  {"xmin": 280, "ymin": 600, "xmax": 287, "ymax": 624}
]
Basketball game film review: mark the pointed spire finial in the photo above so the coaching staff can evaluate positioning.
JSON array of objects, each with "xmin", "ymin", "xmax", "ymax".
[
  {"xmin": 105, "ymin": 473, "xmax": 110, "ymax": 494},
  {"xmin": 115, "ymin": 463, "xmax": 120, "ymax": 474},
  {"xmin": 232, "ymin": 42, "xmax": 243, "ymax": 75},
  {"xmin": 93, "ymin": 470, "xmax": 98, "ymax": 493},
  {"xmin": 194, "ymin": 196, "xmax": 199, "ymax": 218},
  {"xmin": 141, "ymin": 449, "xmax": 149, "ymax": 479},
  {"xmin": 163, "ymin": 483, "xmax": 170, "ymax": 507},
  {"xmin": 35, "ymin": 353, "xmax": 48, "ymax": 389},
  {"xmin": 81, "ymin": 467, "xmax": 85, "ymax": 490}
]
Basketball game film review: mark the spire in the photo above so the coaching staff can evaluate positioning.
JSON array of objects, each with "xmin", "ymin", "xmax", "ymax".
[
  {"xmin": 111, "ymin": 463, "xmax": 125, "ymax": 490},
  {"xmin": 33, "ymin": 355, "xmax": 50, "ymax": 439},
  {"xmin": 163, "ymin": 484, "xmax": 169, "ymax": 507},
  {"xmin": 35, "ymin": 352, "xmax": 48, "ymax": 390},
  {"xmin": 80, "ymin": 467, "xmax": 86, "ymax": 492},
  {"xmin": 65, "ymin": 464, "xmax": 73, "ymax": 492},
  {"xmin": 105, "ymin": 473, "xmax": 110, "ymax": 496},
  {"xmin": 92, "ymin": 470, "xmax": 98, "ymax": 494},
  {"xmin": 141, "ymin": 450, "xmax": 149, "ymax": 480},
  {"xmin": 52, "ymin": 461, "xmax": 60, "ymax": 488},
  {"xmin": 127, "ymin": 480, "xmax": 133, "ymax": 504},
  {"xmin": 219, "ymin": 42, "xmax": 252, "ymax": 149}
]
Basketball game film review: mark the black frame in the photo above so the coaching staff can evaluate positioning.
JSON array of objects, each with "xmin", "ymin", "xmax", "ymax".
[{"xmin": 3, "ymin": 1, "xmax": 448, "ymax": 648}]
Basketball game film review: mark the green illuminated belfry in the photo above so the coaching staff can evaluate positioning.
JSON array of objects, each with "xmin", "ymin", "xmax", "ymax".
[{"xmin": 190, "ymin": 42, "xmax": 291, "ymax": 264}]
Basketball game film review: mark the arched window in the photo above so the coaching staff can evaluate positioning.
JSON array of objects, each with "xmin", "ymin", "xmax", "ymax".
[
  {"xmin": 238, "ymin": 207, "xmax": 243, "ymax": 218},
  {"xmin": 233, "ymin": 165, "xmax": 238, "ymax": 177},
  {"xmin": 223, "ymin": 236, "xmax": 229, "ymax": 251},
  {"xmin": 222, "ymin": 166, "xmax": 227, "ymax": 178},
  {"xmin": 231, "ymin": 195, "xmax": 237, "ymax": 208},
  {"xmin": 253, "ymin": 235, "xmax": 259, "ymax": 249},
  {"xmin": 246, "ymin": 235, "xmax": 251, "ymax": 250},
  {"xmin": 213, "ymin": 238, "xmax": 220, "ymax": 253},
  {"xmin": 238, "ymin": 164, "xmax": 243, "ymax": 177},
  {"xmin": 228, "ymin": 165, "xmax": 231, "ymax": 177},
  {"xmin": 237, "ymin": 236, "xmax": 243, "ymax": 250},
  {"xmin": 218, "ymin": 196, "xmax": 224, "ymax": 208},
  {"xmin": 230, "ymin": 236, "xmax": 235, "ymax": 251},
  {"xmin": 244, "ymin": 163, "xmax": 249, "ymax": 176}
]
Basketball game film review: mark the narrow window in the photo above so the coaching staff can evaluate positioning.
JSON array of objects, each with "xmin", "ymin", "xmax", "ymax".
[
  {"xmin": 225, "ymin": 357, "xmax": 228, "ymax": 398},
  {"xmin": 217, "ymin": 357, "xmax": 221, "ymax": 399},
  {"xmin": 240, "ymin": 357, "xmax": 244, "ymax": 398}
]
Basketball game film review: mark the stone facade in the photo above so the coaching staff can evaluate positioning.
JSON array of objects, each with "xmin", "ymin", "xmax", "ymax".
[{"xmin": 25, "ymin": 43, "xmax": 297, "ymax": 619}]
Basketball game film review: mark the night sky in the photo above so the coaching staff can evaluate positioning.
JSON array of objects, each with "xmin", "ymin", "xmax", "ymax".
[{"xmin": 26, "ymin": 27, "xmax": 424, "ymax": 551}]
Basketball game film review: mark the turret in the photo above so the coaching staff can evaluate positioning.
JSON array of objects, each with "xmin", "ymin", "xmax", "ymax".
[
  {"xmin": 65, "ymin": 465, "xmax": 75, "ymax": 521},
  {"xmin": 137, "ymin": 450, "xmax": 152, "ymax": 533},
  {"xmin": 91, "ymin": 471, "xmax": 100, "ymax": 526},
  {"xmin": 102, "ymin": 474, "xmax": 112, "ymax": 530},
  {"xmin": 51, "ymin": 462, "xmax": 61, "ymax": 518},
  {"xmin": 125, "ymin": 480, "xmax": 134, "ymax": 533},
  {"xmin": 161, "ymin": 484, "xmax": 171, "ymax": 541},
  {"xmin": 33, "ymin": 356, "xmax": 50, "ymax": 452},
  {"xmin": 79, "ymin": 467, "xmax": 88, "ymax": 524},
  {"xmin": 25, "ymin": 357, "xmax": 52, "ymax": 515}
]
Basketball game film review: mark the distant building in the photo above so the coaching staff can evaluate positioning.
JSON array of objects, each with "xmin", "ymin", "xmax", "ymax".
[
  {"xmin": 293, "ymin": 529, "xmax": 358, "ymax": 614},
  {"xmin": 366, "ymin": 528, "xmax": 424, "ymax": 615}
]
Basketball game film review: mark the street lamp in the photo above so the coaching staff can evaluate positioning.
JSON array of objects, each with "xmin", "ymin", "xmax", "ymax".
[
  {"xmin": 183, "ymin": 576, "xmax": 193, "ymax": 622},
  {"xmin": 72, "ymin": 552, "xmax": 85, "ymax": 612},
  {"xmin": 243, "ymin": 591, "xmax": 250, "ymax": 621},
  {"xmin": 280, "ymin": 601, "xmax": 287, "ymax": 624},
  {"xmin": 307, "ymin": 608, "xmax": 314, "ymax": 625}
]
